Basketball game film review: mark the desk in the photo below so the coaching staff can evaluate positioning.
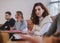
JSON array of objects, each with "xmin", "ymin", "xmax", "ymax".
[
  {"xmin": 0, "ymin": 30, "xmax": 22, "ymax": 33},
  {"xmin": 1, "ymin": 31, "xmax": 9, "ymax": 43},
  {"xmin": 0, "ymin": 31, "xmax": 29, "ymax": 43},
  {"xmin": 1, "ymin": 31, "xmax": 59, "ymax": 43}
]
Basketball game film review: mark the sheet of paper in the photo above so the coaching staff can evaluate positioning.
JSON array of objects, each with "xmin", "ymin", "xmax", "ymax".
[{"xmin": 13, "ymin": 34, "xmax": 22, "ymax": 39}]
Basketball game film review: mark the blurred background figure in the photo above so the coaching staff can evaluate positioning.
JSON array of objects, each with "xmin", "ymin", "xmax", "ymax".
[
  {"xmin": 44, "ymin": 13, "xmax": 60, "ymax": 43},
  {"xmin": 11, "ymin": 11, "xmax": 28, "ymax": 41},
  {"xmin": 0, "ymin": 11, "xmax": 15, "ymax": 30},
  {"xmin": 14, "ymin": 11, "xmax": 28, "ymax": 33}
]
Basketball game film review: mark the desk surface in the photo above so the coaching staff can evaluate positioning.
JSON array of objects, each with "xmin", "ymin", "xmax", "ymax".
[
  {"xmin": 0, "ymin": 30, "xmax": 24, "ymax": 33},
  {"xmin": 0, "ymin": 30, "xmax": 28, "ymax": 43},
  {"xmin": 0, "ymin": 30, "xmax": 28, "ymax": 34}
]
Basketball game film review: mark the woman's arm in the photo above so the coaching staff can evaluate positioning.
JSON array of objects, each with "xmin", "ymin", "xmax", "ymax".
[
  {"xmin": 40, "ymin": 23, "xmax": 52, "ymax": 36},
  {"xmin": 20, "ymin": 34, "xmax": 40, "ymax": 43}
]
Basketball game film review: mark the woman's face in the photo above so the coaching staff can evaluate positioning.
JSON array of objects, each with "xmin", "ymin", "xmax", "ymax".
[
  {"xmin": 35, "ymin": 6, "xmax": 44, "ymax": 17},
  {"xmin": 15, "ymin": 14, "xmax": 23, "ymax": 21}
]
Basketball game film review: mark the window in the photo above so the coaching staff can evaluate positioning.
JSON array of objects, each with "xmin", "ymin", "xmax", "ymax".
[
  {"xmin": 51, "ymin": 0, "xmax": 58, "ymax": 1},
  {"xmin": 49, "ymin": 0, "xmax": 60, "ymax": 16}
]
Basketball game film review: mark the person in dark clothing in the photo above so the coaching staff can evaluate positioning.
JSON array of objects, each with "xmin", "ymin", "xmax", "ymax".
[
  {"xmin": 44, "ymin": 13, "xmax": 60, "ymax": 37},
  {"xmin": 0, "ymin": 18, "xmax": 15, "ymax": 30},
  {"xmin": 0, "ymin": 11, "xmax": 15, "ymax": 30},
  {"xmin": 0, "ymin": 11, "xmax": 15, "ymax": 39},
  {"xmin": 44, "ymin": 13, "xmax": 60, "ymax": 43}
]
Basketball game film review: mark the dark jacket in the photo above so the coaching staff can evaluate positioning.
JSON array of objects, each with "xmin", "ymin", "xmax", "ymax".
[
  {"xmin": 0, "ymin": 18, "xmax": 15, "ymax": 30},
  {"xmin": 44, "ymin": 13, "xmax": 60, "ymax": 37}
]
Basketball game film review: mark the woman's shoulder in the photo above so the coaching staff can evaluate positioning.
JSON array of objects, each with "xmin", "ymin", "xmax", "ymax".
[
  {"xmin": 44, "ymin": 15, "xmax": 53, "ymax": 23},
  {"xmin": 40, "ymin": 15, "xmax": 52, "ymax": 27},
  {"xmin": 45, "ymin": 15, "xmax": 51, "ymax": 19}
]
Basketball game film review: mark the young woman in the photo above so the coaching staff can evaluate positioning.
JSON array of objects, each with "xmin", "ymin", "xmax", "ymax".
[
  {"xmin": 14, "ymin": 11, "xmax": 28, "ymax": 33},
  {"xmin": 30, "ymin": 2, "xmax": 52, "ymax": 36},
  {"xmin": 10, "ymin": 11, "xmax": 28, "ymax": 41},
  {"xmin": 19, "ymin": 2, "xmax": 52, "ymax": 43}
]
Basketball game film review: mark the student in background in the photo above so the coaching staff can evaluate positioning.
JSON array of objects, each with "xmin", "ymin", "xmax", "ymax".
[
  {"xmin": 19, "ymin": 2, "xmax": 52, "ymax": 43},
  {"xmin": 0, "ymin": 11, "xmax": 15, "ymax": 30},
  {"xmin": 11, "ymin": 11, "xmax": 28, "ymax": 41},
  {"xmin": 14, "ymin": 11, "xmax": 28, "ymax": 33}
]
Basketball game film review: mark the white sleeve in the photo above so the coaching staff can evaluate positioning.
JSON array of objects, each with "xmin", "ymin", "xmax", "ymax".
[{"xmin": 39, "ymin": 23, "xmax": 51, "ymax": 36}]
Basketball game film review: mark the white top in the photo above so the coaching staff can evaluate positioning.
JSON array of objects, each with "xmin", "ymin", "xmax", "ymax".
[
  {"xmin": 32, "ymin": 23, "xmax": 51, "ymax": 36},
  {"xmin": 32, "ymin": 15, "xmax": 52, "ymax": 36}
]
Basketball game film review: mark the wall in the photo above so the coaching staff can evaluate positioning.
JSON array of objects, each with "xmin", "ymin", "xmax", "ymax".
[{"xmin": 0, "ymin": 0, "xmax": 50, "ymax": 24}]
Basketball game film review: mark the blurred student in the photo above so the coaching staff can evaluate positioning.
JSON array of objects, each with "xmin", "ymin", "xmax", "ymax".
[
  {"xmin": 11, "ymin": 11, "xmax": 28, "ymax": 41},
  {"xmin": 14, "ymin": 11, "xmax": 28, "ymax": 33},
  {"xmin": 0, "ymin": 11, "xmax": 15, "ymax": 30},
  {"xmin": 44, "ymin": 13, "xmax": 60, "ymax": 43},
  {"xmin": 19, "ymin": 2, "xmax": 52, "ymax": 43},
  {"xmin": 44, "ymin": 13, "xmax": 60, "ymax": 37}
]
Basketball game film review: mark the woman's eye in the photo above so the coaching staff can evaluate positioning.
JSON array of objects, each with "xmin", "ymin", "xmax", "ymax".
[
  {"xmin": 35, "ymin": 8, "xmax": 40, "ymax": 12},
  {"xmin": 38, "ymin": 9, "xmax": 40, "ymax": 11}
]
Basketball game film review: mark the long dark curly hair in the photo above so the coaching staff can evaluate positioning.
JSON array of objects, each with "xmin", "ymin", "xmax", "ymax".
[{"xmin": 31, "ymin": 2, "xmax": 49, "ymax": 25}]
